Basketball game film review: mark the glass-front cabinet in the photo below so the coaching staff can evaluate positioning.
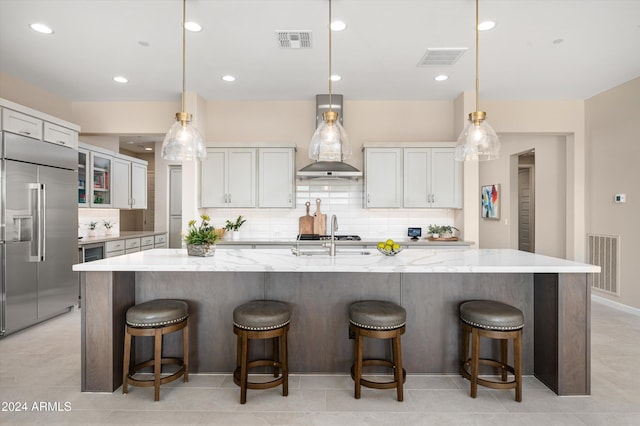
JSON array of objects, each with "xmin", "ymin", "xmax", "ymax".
[
  {"xmin": 78, "ymin": 145, "xmax": 113, "ymax": 208},
  {"xmin": 78, "ymin": 148, "xmax": 88, "ymax": 206},
  {"xmin": 90, "ymin": 151, "xmax": 112, "ymax": 207}
]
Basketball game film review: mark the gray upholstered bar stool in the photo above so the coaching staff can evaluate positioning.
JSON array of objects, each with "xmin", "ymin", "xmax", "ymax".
[
  {"xmin": 233, "ymin": 300, "xmax": 291, "ymax": 404},
  {"xmin": 349, "ymin": 300, "xmax": 407, "ymax": 401},
  {"xmin": 459, "ymin": 300, "xmax": 523, "ymax": 402},
  {"xmin": 122, "ymin": 299, "xmax": 189, "ymax": 401}
]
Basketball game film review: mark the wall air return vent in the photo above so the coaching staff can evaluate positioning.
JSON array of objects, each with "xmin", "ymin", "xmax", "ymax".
[
  {"xmin": 276, "ymin": 31, "xmax": 312, "ymax": 49},
  {"xmin": 418, "ymin": 48, "xmax": 468, "ymax": 66}
]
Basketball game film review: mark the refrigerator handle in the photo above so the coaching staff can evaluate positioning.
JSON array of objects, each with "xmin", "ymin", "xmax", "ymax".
[
  {"xmin": 40, "ymin": 183, "xmax": 46, "ymax": 262},
  {"xmin": 27, "ymin": 183, "xmax": 41, "ymax": 262}
]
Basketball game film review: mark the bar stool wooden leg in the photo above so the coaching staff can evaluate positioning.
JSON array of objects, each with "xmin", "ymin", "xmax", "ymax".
[
  {"xmin": 272, "ymin": 337, "xmax": 280, "ymax": 378},
  {"xmin": 514, "ymin": 330, "xmax": 522, "ymax": 402},
  {"xmin": 354, "ymin": 331, "xmax": 363, "ymax": 399},
  {"xmin": 460, "ymin": 325, "xmax": 470, "ymax": 375},
  {"xmin": 153, "ymin": 328, "xmax": 162, "ymax": 402},
  {"xmin": 392, "ymin": 334, "xmax": 404, "ymax": 401},
  {"xmin": 123, "ymin": 329, "xmax": 131, "ymax": 394},
  {"xmin": 470, "ymin": 328, "xmax": 480, "ymax": 398},
  {"xmin": 239, "ymin": 332, "xmax": 249, "ymax": 404},
  {"xmin": 500, "ymin": 338, "xmax": 508, "ymax": 381},
  {"xmin": 183, "ymin": 321, "xmax": 189, "ymax": 382},
  {"xmin": 281, "ymin": 331, "xmax": 289, "ymax": 397}
]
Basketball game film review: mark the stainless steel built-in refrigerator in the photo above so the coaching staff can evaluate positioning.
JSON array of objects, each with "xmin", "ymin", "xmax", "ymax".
[{"xmin": 1, "ymin": 132, "xmax": 78, "ymax": 336}]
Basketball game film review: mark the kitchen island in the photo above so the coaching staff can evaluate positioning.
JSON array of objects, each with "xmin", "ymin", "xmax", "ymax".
[{"xmin": 73, "ymin": 248, "xmax": 599, "ymax": 396}]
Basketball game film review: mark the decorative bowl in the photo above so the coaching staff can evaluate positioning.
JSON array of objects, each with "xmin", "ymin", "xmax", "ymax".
[{"xmin": 377, "ymin": 247, "xmax": 404, "ymax": 256}]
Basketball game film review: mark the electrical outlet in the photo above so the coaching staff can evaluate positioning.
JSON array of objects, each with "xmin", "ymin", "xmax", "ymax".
[{"xmin": 615, "ymin": 194, "xmax": 626, "ymax": 203}]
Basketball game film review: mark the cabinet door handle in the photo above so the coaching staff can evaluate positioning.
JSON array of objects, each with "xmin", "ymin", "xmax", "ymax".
[
  {"xmin": 20, "ymin": 130, "xmax": 32, "ymax": 135},
  {"xmin": 228, "ymin": 193, "xmax": 231, "ymax": 203},
  {"xmin": 288, "ymin": 194, "xmax": 292, "ymax": 203},
  {"xmin": 367, "ymin": 194, "xmax": 370, "ymax": 204}
]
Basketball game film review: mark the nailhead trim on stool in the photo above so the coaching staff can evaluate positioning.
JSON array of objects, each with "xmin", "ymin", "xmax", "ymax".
[
  {"xmin": 233, "ymin": 300, "xmax": 291, "ymax": 404},
  {"xmin": 349, "ymin": 300, "xmax": 407, "ymax": 401},
  {"xmin": 122, "ymin": 299, "xmax": 189, "ymax": 402},
  {"xmin": 459, "ymin": 300, "xmax": 523, "ymax": 402}
]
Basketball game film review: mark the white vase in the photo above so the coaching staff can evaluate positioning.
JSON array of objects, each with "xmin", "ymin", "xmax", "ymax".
[
  {"xmin": 89, "ymin": 230, "xmax": 96, "ymax": 237},
  {"xmin": 231, "ymin": 231, "xmax": 240, "ymax": 241}
]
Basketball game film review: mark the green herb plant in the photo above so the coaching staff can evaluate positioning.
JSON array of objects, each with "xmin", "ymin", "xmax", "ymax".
[
  {"xmin": 184, "ymin": 215, "xmax": 220, "ymax": 247},
  {"xmin": 224, "ymin": 215, "xmax": 247, "ymax": 232}
]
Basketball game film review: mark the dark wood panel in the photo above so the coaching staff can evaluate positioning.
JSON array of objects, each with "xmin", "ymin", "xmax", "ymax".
[
  {"xmin": 534, "ymin": 273, "xmax": 559, "ymax": 392},
  {"xmin": 135, "ymin": 271, "xmax": 265, "ymax": 372},
  {"xmin": 558, "ymin": 273, "xmax": 590, "ymax": 395},
  {"xmin": 82, "ymin": 271, "xmax": 135, "ymax": 392},
  {"xmin": 268, "ymin": 272, "xmax": 401, "ymax": 373},
  {"xmin": 402, "ymin": 273, "xmax": 534, "ymax": 374}
]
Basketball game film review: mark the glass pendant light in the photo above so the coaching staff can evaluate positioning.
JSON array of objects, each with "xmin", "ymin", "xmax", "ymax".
[
  {"xmin": 161, "ymin": 0, "xmax": 207, "ymax": 161},
  {"xmin": 309, "ymin": 0, "xmax": 351, "ymax": 162},
  {"xmin": 455, "ymin": 0, "xmax": 500, "ymax": 162}
]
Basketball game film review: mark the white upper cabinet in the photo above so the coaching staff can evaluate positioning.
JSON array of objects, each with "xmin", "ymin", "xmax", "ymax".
[
  {"xmin": 403, "ymin": 147, "xmax": 461, "ymax": 208},
  {"xmin": 201, "ymin": 148, "xmax": 256, "ymax": 208},
  {"xmin": 112, "ymin": 156, "xmax": 147, "ymax": 210},
  {"xmin": 364, "ymin": 148, "xmax": 403, "ymax": 208},
  {"xmin": 258, "ymin": 148, "xmax": 294, "ymax": 208},
  {"xmin": 365, "ymin": 145, "xmax": 462, "ymax": 209},
  {"xmin": 43, "ymin": 122, "xmax": 78, "ymax": 149},
  {"xmin": 2, "ymin": 108, "xmax": 43, "ymax": 140}
]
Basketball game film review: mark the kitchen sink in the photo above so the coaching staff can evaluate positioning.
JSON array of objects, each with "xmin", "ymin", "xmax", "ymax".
[{"xmin": 291, "ymin": 247, "xmax": 371, "ymax": 256}]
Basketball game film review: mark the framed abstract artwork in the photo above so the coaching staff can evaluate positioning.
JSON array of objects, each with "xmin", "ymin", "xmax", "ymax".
[{"xmin": 481, "ymin": 184, "xmax": 500, "ymax": 219}]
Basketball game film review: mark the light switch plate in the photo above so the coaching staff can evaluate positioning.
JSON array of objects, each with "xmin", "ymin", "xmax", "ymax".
[{"xmin": 615, "ymin": 194, "xmax": 626, "ymax": 203}]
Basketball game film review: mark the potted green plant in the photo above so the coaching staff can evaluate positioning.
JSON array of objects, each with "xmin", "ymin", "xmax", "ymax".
[
  {"xmin": 88, "ymin": 221, "xmax": 99, "ymax": 237},
  {"xmin": 103, "ymin": 220, "xmax": 115, "ymax": 236},
  {"xmin": 184, "ymin": 215, "xmax": 220, "ymax": 256},
  {"xmin": 427, "ymin": 224, "xmax": 441, "ymax": 239},
  {"xmin": 438, "ymin": 225, "xmax": 459, "ymax": 239},
  {"xmin": 224, "ymin": 215, "xmax": 247, "ymax": 241}
]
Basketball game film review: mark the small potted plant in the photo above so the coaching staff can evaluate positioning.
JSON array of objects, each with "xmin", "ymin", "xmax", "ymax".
[
  {"xmin": 439, "ymin": 225, "xmax": 459, "ymax": 239},
  {"xmin": 184, "ymin": 215, "xmax": 220, "ymax": 257},
  {"xmin": 88, "ymin": 221, "xmax": 98, "ymax": 237},
  {"xmin": 103, "ymin": 220, "xmax": 115, "ymax": 236},
  {"xmin": 427, "ymin": 224, "xmax": 441, "ymax": 239},
  {"xmin": 224, "ymin": 215, "xmax": 247, "ymax": 241}
]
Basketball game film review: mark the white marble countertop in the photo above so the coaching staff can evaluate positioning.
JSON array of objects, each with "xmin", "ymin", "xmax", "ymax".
[{"xmin": 73, "ymin": 248, "xmax": 600, "ymax": 274}]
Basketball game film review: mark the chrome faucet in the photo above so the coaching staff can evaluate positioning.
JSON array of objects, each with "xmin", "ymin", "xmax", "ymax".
[{"xmin": 330, "ymin": 214, "xmax": 338, "ymax": 256}]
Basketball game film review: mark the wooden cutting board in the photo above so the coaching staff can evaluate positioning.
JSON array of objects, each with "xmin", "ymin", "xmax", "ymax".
[
  {"xmin": 299, "ymin": 201, "xmax": 314, "ymax": 235},
  {"xmin": 313, "ymin": 198, "xmax": 327, "ymax": 235}
]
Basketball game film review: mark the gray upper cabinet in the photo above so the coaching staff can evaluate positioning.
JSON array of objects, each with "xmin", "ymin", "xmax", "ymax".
[
  {"xmin": 112, "ymin": 156, "xmax": 147, "ymax": 209},
  {"xmin": 258, "ymin": 148, "xmax": 295, "ymax": 208},
  {"xmin": 364, "ymin": 145, "xmax": 462, "ymax": 209},
  {"xmin": 403, "ymin": 147, "xmax": 462, "ymax": 208},
  {"xmin": 200, "ymin": 148, "xmax": 256, "ymax": 208},
  {"xmin": 364, "ymin": 148, "xmax": 403, "ymax": 208}
]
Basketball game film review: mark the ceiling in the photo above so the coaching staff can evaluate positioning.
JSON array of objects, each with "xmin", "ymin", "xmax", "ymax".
[{"xmin": 1, "ymin": 0, "xmax": 640, "ymax": 105}]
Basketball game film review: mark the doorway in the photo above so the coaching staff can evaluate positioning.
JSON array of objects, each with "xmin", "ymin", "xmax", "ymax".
[
  {"xmin": 518, "ymin": 151, "xmax": 535, "ymax": 252},
  {"xmin": 168, "ymin": 165, "xmax": 182, "ymax": 248}
]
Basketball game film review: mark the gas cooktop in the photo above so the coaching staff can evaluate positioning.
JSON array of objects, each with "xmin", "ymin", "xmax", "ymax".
[{"xmin": 297, "ymin": 234, "xmax": 361, "ymax": 241}]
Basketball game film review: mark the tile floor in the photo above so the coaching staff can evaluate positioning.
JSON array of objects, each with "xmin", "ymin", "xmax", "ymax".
[{"xmin": 0, "ymin": 300, "xmax": 638, "ymax": 425}]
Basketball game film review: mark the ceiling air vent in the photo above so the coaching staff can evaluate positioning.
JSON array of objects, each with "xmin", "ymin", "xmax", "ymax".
[
  {"xmin": 276, "ymin": 31, "xmax": 312, "ymax": 49},
  {"xmin": 417, "ymin": 47, "xmax": 468, "ymax": 66}
]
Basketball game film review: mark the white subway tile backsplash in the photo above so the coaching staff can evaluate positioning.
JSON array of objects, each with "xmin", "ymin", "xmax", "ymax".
[{"xmin": 194, "ymin": 178, "xmax": 456, "ymax": 240}]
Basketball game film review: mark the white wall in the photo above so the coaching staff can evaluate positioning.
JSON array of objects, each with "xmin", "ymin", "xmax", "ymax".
[
  {"xmin": 478, "ymin": 134, "xmax": 567, "ymax": 258},
  {"xmin": 586, "ymin": 76, "xmax": 640, "ymax": 309}
]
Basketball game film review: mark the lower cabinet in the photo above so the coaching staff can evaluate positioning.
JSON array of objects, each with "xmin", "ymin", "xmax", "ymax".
[
  {"xmin": 141, "ymin": 236, "xmax": 154, "ymax": 251},
  {"xmin": 125, "ymin": 238, "xmax": 141, "ymax": 254},
  {"xmin": 154, "ymin": 234, "xmax": 167, "ymax": 248},
  {"xmin": 105, "ymin": 240, "xmax": 125, "ymax": 258}
]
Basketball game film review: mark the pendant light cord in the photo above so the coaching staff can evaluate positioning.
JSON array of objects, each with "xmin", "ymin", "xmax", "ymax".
[
  {"xmin": 475, "ymin": 0, "xmax": 479, "ymax": 115},
  {"xmin": 328, "ymin": 0, "xmax": 333, "ymax": 114},
  {"xmin": 181, "ymin": 0, "xmax": 187, "ymax": 114}
]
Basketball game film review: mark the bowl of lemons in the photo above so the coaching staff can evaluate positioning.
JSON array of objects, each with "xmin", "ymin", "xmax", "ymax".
[{"xmin": 376, "ymin": 239, "xmax": 403, "ymax": 256}]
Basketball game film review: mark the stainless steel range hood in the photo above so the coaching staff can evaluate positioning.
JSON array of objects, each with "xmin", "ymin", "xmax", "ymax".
[
  {"xmin": 297, "ymin": 94, "xmax": 362, "ymax": 178},
  {"xmin": 297, "ymin": 161, "xmax": 362, "ymax": 177}
]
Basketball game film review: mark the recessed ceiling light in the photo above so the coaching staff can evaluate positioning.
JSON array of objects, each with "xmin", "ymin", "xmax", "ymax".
[
  {"xmin": 30, "ymin": 23, "xmax": 54, "ymax": 34},
  {"xmin": 477, "ymin": 21, "xmax": 496, "ymax": 31},
  {"xmin": 113, "ymin": 76, "xmax": 128, "ymax": 84},
  {"xmin": 330, "ymin": 20, "xmax": 347, "ymax": 31},
  {"xmin": 330, "ymin": 75, "xmax": 341, "ymax": 81},
  {"xmin": 184, "ymin": 21, "xmax": 202, "ymax": 32},
  {"xmin": 144, "ymin": 147, "xmax": 153, "ymax": 151},
  {"xmin": 434, "ymin": 75, "xmax": 448, "ymax": 82},
  {"xmin": 222, "ymin": 75, "xmax": 236, "ymax": 82}
]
